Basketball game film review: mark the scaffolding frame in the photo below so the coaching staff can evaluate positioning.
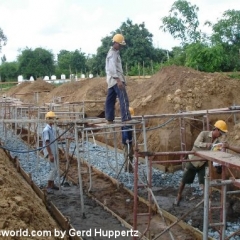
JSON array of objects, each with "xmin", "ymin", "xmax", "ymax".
[
  {"xmin": 1, "ymin": 96, "xmax": 240, "ymax": 239},
  {"xmin": 132, "ymin": 109, "xmax": 240, "ymax": 240}
]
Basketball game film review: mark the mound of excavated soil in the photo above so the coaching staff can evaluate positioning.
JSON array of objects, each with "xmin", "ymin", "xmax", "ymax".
[
  {"xmin": 126, "ymin": 65, "xmax": 240, "ymax": 155},
  {"xmin": 7, "ymin": 80, "xmax": 56, "ymax": 106},
  {"xmin": 5, "ymin": 66, "xmax": 240, "ymax": 153},
  {"xmin": 0, "ymin": 149, "xmax": 66, "ymax": 239},
  {"xmin": 128, "ymin": 65, "xmax": 238, "ymax": 114}
]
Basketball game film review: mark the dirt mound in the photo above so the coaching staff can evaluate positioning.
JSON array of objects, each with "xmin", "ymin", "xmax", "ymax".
[
  {"xmin": 0, "ymin": 149, "xmax": 64, "ymax": 239},
  {"xmin": 6, "ymin": 66, "xmax": 240, "ymax": 152},
  {"xmin": 38, "ymin": 78, "xmax": 107, "ymax": 104},
  {"xmin": 39, "ymin": 78, "xmax": 107, "ymax": 117},
  {"xmin": 126, "ymin": 66, "xmax": 239, "ymax": 155},
  {"xmin": 7, "ymin": 79, "xmax": 55, "ymax": 104},
  {"xmin": 128, "ymin": 65, "xmax": 237, "ymax": 114}
]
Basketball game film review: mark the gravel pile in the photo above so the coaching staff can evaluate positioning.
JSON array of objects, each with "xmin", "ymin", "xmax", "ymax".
[{"xmin": 1, "ymin": 127, "xmax": 239, "ymax": 240}]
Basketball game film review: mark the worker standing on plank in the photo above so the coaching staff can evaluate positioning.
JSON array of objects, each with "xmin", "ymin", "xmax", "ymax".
[
  {"xmin": 105, "ymin": 33, "xmax": 131, "ymax": 124},
  {"xmin": 42, "ymin": 111, "xmax": 59, "ymax": 193},
  {"xmin": 174, "ymin": 120, "xmax": 228, "ymax": 206}
]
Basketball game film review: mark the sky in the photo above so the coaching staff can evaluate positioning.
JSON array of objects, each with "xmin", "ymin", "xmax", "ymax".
[{"xmin": 0, "ymin": 0, "xmax": 238, "ymax": 62}]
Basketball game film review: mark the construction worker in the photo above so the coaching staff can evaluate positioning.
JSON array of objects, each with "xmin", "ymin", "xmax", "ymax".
[
  {"xmin": 122, "ymin": 107, "xmax": 134, "ymax": 172},
  {"xmin": 42, "ymin": 111, "xmax": 59, "ymax": 193},
  {"xmin": 105, "ymin": 33, "xmax": 131, "ymax": 124},
  {"xmin": 174, "ymin": 120, "xmax": 228, "ymax": 206}
]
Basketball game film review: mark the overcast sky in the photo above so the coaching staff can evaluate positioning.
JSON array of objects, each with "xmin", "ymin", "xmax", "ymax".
[{"xmin": 0, "ymin": 0, "xmax": 238, "ymax": 62}]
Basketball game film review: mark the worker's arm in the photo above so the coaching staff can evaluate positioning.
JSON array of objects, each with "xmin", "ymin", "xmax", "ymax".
[
  {"xmin": 45, "ymin": 140, "xmax": 54, "ymax": 162},
  {"xmin": 222, "ymin": 142, "xmax": 240, "ymax": 154},
  {"xmin": 194, "ymin": 131, "xmax": 212, "ymax": 149},
  {"xmin": 114, "ymin": 77, "xmax": 124, "ymax": 89}
]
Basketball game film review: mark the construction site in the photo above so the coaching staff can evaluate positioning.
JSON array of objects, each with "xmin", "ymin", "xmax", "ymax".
[{"xmin": 0, "ymin": 65, "xmax": 240, "ymax": 240}]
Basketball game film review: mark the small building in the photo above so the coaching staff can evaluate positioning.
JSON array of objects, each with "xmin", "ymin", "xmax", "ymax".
[
  {"xmin": 51, "ymin": 75, "xmax": 57, "ymax": 80},
  {"xmin": 18, "ymin": 75, "xmax": 24, "ymax": 84}
]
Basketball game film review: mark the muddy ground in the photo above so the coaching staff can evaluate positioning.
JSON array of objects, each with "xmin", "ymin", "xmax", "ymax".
[
  {"xmin": 152, "ymin": 185, "xmax": 240, "ymax": 231},
  {"xmin": 47, "ymin": 185, "xmax": 133, "ymax": 240}
]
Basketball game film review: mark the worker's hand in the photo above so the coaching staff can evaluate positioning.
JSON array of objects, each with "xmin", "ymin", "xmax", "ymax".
[
  {"xmin": 206, "ymin": 143, "xmax": 212, "ymax": 149},
  {"xmin": 116, "ymin": 79, "xmax": 124, "ymax": 89},
  {"xmin": 222, "ymin": 142, "xmax": 229, "ymax": 149},
  {"xmin": 49, "ymin": 153, "xmax": 54, "ymax": 162}
]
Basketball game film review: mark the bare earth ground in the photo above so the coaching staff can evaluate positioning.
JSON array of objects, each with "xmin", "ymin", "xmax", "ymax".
[
  {"xmin": 2, "ymin": 65, "xmax": 240, "ymax": 237},
  {"xmin": 152, "ymin": 185, "xmax": 240, "ymax": 231},
  {"xmin": 47, "ymin": 185, "xmax": 133, "ymax": 240},
  {"xmin": 0, "ymin": 148, "xmax": 67, "ymax": 240}
]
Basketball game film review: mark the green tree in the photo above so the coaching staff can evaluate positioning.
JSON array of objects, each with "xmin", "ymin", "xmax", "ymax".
[
  {"xmin": 93, "ymin": 19, "xmax": 167, "ymax": 76},
  {"xmin": 0, "ymin": 62, "xmax": 18, "ymax": 81},
  {"xmin": 56, "ymin": 49, "xmax": 87, "ymax": 78},
  {"xmin": 160, "ymin": 0, "xmax": 201, "ymax": 45},
  {"xmin": 56, "ymin": 50, "xmax": 72, "ymax": 77},
  {"xmin": 209, "ymin": 10, "xmax": 240, "ymax": 46},
  {"xmin": 18, "ymin": 48, "xmax": 55, "ymax": 79},
  {"xmin": 207, "ymin": 10, "xmax": 240, "ymax": 71},
  {"xmin": 120, "ymin": 19, "xmax": 156, "ymax": 71},
  {"xmin": 160, "ymin": 1, "xmax": 237, "ymax": 72},
  {"xmin": 185, "ymin": 43, "xmax": 223, "ymax": 72},
  {"xmin": 85, "ymin": 54, "xmax": 97, "ymax": 76},
  {"xmin": 92, "ymin": 37, "xmax": 112, "ymax": 76},
  {"xmin": 163, "ymin": 46, "xmax": 186, "ymax": 66},
  {"xmin": 1, "ymin": 54, "xmax": 6, "ymax": 63},
  {"xmin": 71, "ymin": 49, "xmax": 87, "ymax": 75},
  {"xmin": 0, "ymin": 28, "xmax": 7, "ymax": 52}
]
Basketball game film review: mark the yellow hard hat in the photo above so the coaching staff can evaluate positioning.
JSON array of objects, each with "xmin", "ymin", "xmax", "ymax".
[
  {"xmin": 112, "ymin": 34, "xmax": 126, "ymax": 45},
  {"xmin": 214, "ymin": 120, "xmax": 228, "ymax": 133},
  {"xmin": 45, "ymin": 111, "xmax": 56, "ymax": 119},
  {"xmin": 129, "ymin": 107, "xmax": 134, "ymax": 116}
]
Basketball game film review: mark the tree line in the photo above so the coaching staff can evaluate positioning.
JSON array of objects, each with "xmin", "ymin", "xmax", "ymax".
[{"xmin": 0, "ymin": 0, "xmax": 240, "ymax": 81}]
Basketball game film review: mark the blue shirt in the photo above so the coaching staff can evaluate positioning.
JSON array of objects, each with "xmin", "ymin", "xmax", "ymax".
[{"xmin": 42, "ymin": 124, "xmax": 57, "ymax": 158}]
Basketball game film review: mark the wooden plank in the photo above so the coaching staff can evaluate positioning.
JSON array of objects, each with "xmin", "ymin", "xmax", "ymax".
[
  {"xmin": 233, "ymin": 180, "xmax": 240, "ymax": 188},
  {"xmin": 89, "ymin": 120, "xmax": 141, "ymax": 129},
  {"xmin": 89, "ymin": 122, "xmax": 108, "ymax": 127},
  {"xmin": 195, "ymin": 151, "xmax": 240, "ymax": 169}
]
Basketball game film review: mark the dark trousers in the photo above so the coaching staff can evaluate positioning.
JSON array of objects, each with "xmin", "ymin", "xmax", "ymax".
[{"xmin": 105, "ymin": 84, "xmax": 131, "ymax": 122}]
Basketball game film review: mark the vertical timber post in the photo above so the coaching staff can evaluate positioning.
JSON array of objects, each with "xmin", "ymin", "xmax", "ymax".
[{"xmin": 203, "ymin": 166, "xmax": 210, "ymax": 240}]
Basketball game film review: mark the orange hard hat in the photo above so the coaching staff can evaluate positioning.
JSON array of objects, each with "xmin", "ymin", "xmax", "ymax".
[
  {"xmin": 112, "ymin": 34, "xmax": 126, "ymax": 45},
  {"xmin": 214, "ymin": 120, "xmax": 228, "ymax": 133},
  {"xmin": 45, "ymin": 111, "xmax": 56, "ymax": 119}
]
